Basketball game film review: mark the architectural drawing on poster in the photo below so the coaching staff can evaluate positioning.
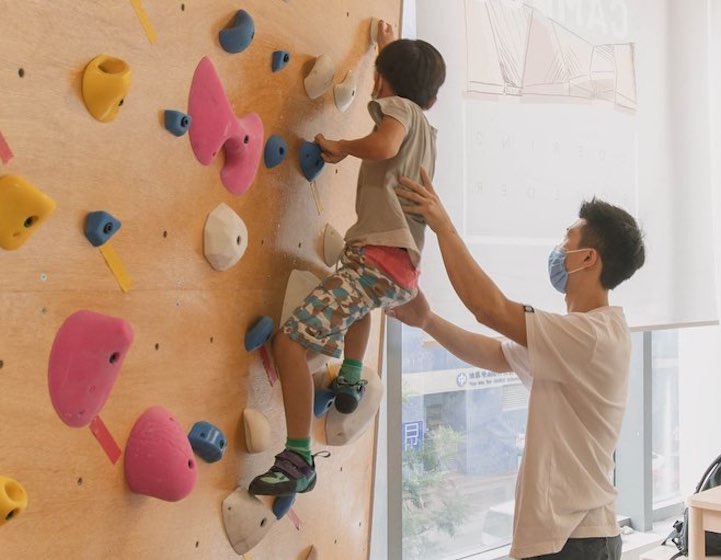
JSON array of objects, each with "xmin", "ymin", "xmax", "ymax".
[{"xmin": 465, "ymin": 0, "xmax": 637, "ymax": 110}]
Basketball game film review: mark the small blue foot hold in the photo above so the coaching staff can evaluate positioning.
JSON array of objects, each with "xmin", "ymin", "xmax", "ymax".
[
  {"xmin": 264, "ymin": 135, "xmax": 288, "ymax": 168},
  {"xmin": 219, "ymin": 9, "xmax": 255, "ymax": 54},
  {"xmin": 84, "ymin": 210, "xmax": 121, "ymax": 247},
  {"xmin": 164, "ymin": 110, "xmax": 191, "ymax": 136},
  {"xmin": 272, "ymin": 493, "xmax": 297, "ymax": 520},
  {"xmin": 271, "ymin": 50, "xmax": 291, "ymax": 72},
  {"xmin": 245, "ymin": 315, "xmax": 275, "ymax": 352},
  {"xmin": 314, "ymin": 388, "xmax": 336, "ymax": 418},
  {"xmin": 300, "ymin": 141, "xmax": 324, "ymax": 182},
  {"xmin": 188, "ymin": 421, "xmax": 227, "ymax": 463}
]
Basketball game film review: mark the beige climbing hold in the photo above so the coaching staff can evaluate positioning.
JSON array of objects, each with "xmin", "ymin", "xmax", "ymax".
[
  {"xmin": 333, "ymin": 70, "xmax": 357, "ymax": 113},
  {"xmin": 322, "ymin": 224, "xmax": 344, "ymax": 267},
  {"xmin": 369, "ymin": 17, "xmax": 379, "ymax": 47},
  {"xmin": 203, "ymin": 202, "xmax": 249, "ymax": 271},
  {"xmin": 280, "ymin": 269, "xmax": 322, "ymax": 326},
  {"xmin": 324, "ymin": 364, "xmax": 383, "ymax": 446},
  {"xmin": 222, "ymin": 488, "xmax": 276, "ymax": 555},
  {"xmin": 304, "ymin": 54, "xmax": 335, "ymax": 100},
  {"xmin": 243, "ymin": 408, "xmax": 271, "ymax": 454}
]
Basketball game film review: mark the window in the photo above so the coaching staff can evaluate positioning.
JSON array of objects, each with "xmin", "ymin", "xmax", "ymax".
[
  {"xmin": 651, "ymin": 330, "xmax": 680, "ymax": 505},
  {"xmin": 400, "ymin": 324, "xmax": 528, "ymax": 559}
]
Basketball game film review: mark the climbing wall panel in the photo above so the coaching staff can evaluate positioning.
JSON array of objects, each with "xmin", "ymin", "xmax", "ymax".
[{"xmin": 0, "ymin": 0, "xmax": 401, "ymax": 558}]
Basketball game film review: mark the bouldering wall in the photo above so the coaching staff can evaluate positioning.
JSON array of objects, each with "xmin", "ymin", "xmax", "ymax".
[{"xmin": 0, "ymin": 0, "xmax": 401, "ymax": 558}]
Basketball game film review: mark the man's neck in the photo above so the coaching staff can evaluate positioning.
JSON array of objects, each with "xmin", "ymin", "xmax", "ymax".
[{"xmin": 565, "ymin": 289, "xmax": 609, "ymax": 313}]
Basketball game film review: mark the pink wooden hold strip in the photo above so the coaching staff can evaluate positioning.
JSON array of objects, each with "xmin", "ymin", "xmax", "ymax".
[
  {"xmin": 287, "ymin": 507, "xmax": 302, "ymax": 531},
  {"xmin": 0, "ymin": 129, "xmax": 14, "ymax": 164},
  {"xmin": 89, "ymin": 415, "xmax": 122, "ymax": 464},
  {"xmin": 259, "ymin": 345, "xmax": 278, "ymax": 386}
]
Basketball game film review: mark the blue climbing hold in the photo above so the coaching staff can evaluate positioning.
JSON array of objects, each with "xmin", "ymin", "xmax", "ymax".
[
  {"xmin": 245, "ymin": 315, "xmax": 275, "ymax": 352},
  {"xmin": 273, "ymin": 494, "xmax": 297, "ymax": 520},
  {"xmin": 264, "ymin": 135, "xmax": 288, "ymax": 169},
  {"xmin": 188, "ymin": 421, "xmax": 227, "ymax": 463},
  {"xmin": 84, "ymin": 211, "xmax": 121, "ymax": 247},
  {"xmin": 219, "ymin": 10, "xmax": 255, "ymax": 54},
  {"xmin": 271, "ymin": 50, "xmax": 291, "ymax": 72},
  {"xmin": 164, "ymin": 110, "xmax": 191, "ymax": 137},
  {"xmin": 300, "ymin": 141, "xmax": 325, "ymax": 182},
  {"xmin": 313, "ymin": 388, "xmax": 336, "ymax": 418}
]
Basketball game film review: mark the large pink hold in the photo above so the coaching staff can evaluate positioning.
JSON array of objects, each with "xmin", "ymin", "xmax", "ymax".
[
  {"xmin": 188, "ymin": 56, "xmax": 264, "ymax": 195},
  {"xmin": 48, "ymin": 310, "xmax": 134, "ymax": 428},
  {"xmin": 124, "ymin": 406, "xmax": 198, "ymax": 502}
]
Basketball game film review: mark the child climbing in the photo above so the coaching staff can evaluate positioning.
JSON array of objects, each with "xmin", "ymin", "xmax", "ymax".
[{"xmin": 249, "ymin": 20, "xmax": 446, "ymax": 497}]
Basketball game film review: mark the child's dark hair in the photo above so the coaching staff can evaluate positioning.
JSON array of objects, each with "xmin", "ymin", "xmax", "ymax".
[
  {"xmin": 375, "ymin": 39, "xmax": 446, "ymax": 109},
  {"xmin": 578, "ymin": 198, "xmax": 645, "ymax": 290}
]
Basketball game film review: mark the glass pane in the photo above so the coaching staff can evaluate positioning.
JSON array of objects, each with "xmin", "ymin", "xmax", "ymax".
[
  {"xmin": 401, "ymin": 324, "xmax": 528, "ymax": 559},
  {"xmin": 651, "ymin": 329, "xmax": 680, "ymax": 504}
]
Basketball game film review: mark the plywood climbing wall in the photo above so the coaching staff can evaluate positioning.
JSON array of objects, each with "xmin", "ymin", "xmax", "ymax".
[{"xmin": 0, "ymin": 0, "xmax": 401, "ymax": 558}]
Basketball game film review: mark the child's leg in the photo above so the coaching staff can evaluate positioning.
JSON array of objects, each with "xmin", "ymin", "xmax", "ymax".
[
  {"xmin": 342, "ymin": 312, "xmax": 370, "ymax": 362},
  {"xmin": 271, "ymin": 330, "xmax": 313, "ymax": 442},
  {"xmin": 332, "ymin": 314, "xmax": 371, "ymax": 413}
]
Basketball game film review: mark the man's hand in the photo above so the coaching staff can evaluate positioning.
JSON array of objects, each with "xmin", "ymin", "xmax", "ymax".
[
  {"xmin": 315, "ymin": 133, "xmax": 347, "ymax": 164},
  {"xmin": 386, "ymin": 291, "xmax": 432, "ymax": 330},
  {"xmin": 377, "ymin": 20, "xmax": 395, "ymax": 50},
  {"xmin": 397, "ymin": 167, "xmax": 456, "ymax": 234}
]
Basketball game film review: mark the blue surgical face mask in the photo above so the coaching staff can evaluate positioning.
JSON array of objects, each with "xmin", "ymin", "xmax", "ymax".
[{"xmin": 548, "ymin": 247, "xmax": 588, "ymax": 293}]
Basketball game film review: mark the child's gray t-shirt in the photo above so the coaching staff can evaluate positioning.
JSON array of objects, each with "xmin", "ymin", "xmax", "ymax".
[{"xmin": 344, "ymin": 96, "xmax": 437, "ymax": 267}]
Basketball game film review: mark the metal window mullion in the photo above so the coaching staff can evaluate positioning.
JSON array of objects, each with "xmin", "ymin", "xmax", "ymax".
[{"xmin": 615, "ymin": 331, "xmax": 653, "ymax": 531}]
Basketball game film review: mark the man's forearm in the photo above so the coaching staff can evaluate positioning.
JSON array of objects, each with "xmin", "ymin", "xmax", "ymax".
[
  {"xmin": 424, "ymin": 312, "xmax": 510, "ymax": 372},
  {"xmin": 435, "ymin": 225, "xmax": 507, "ymax": 324}
]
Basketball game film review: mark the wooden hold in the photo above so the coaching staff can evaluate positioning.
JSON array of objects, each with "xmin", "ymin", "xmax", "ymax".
[
  {"xmin": 222, "ymin": 488, "xmax": 276, "ymax": 555},
  {"xmin": 243, "ymin": 408, "xmax": 271, "ymax": 454}
]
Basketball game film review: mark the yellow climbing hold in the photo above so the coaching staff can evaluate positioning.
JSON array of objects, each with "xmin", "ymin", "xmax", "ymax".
[{"xmin": 0, "ymin": 174, "xmax": 56, "ymax": 251}]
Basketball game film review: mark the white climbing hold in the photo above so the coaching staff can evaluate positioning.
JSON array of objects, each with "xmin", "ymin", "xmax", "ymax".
[
  {"xmin": 203, "ymin": 203, "xmax": 249, "ymax": 271},
  {"xmin": 334, "ymin": 70, "xmax": 357, "ymax": 113},
  {"xmin": 222, "ymin": 488, "xmax": 276, "ymax": 555},
  {"xmin": 304, "ymin": 54, "xmax": 335, "ymax": 100},
  {"xmin": 243, "ymin": 408, "xmax": 271, "ymax": 454},
  {"xmin": 322, "ymin": 224, "xmax": 345, "ymax": 267}
]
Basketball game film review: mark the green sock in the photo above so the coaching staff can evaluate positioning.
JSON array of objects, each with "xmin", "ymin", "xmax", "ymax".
[
  {"xmin": 286, "ymin": 437, "xmax": 312, "ymax": 464},
  {"xmin": 339, "ymin": 358, "xmax": 363, "ymax": 384}
]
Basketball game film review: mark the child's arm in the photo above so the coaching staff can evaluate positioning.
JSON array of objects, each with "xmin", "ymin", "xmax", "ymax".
[{"xmin": 316, "ymin": 115, "xmax": 405, "ymax": 163}]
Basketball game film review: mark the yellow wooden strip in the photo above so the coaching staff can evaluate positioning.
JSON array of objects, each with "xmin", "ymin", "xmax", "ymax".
[
  {"xmin": 129, "ymin": 0, "xmax": 157, "ymax": 44},
  {"xmin": 99, "ymin": 243, "xmax": 132, "ymax": 293}
]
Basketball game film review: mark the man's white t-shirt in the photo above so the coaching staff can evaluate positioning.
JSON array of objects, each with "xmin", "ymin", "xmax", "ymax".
[{"xmin": 501, "ymin": 305, "xmax": 631, "ymax": 559}]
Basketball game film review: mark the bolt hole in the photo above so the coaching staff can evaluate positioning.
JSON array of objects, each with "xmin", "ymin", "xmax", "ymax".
[
  {"xmin": 260, "ymin": 518, "xmax": 267, "ymax": 528},
  {"xmin": 340, "ymin": 466, "xmax": 343, "ymax": 472},
  {"xmin": 212, "ymin": 151, "xmax": 217, "ymax": 157},
  {"xmin": 243, "ymin": 135, "xmax": 249, "ymax": 144},
  {"xmin": 261, "ymin": 239, "xmax": 264, "ymax": 246},
  {"xmin": 195, "ymin": 541, "xmax": 199, "ymax": 548},
  {"xmin": 0, "ymin": 360, "xmax": 3, "ymax": 369},
  {"xmin": 210, "ymin": 337, "xmax": 214, "ymax": 343},
  {"xmin": 24, "ymin": 216, "xmax": 38, "ymax": 228},
  {"xmin": 181, "ymin": 3, "xmax": 185, "ymax": 10},
  {"xmin": 154, "ymin": 343, "xmax": 160, "ymax": 351},
  {"xmin": 334, "ymin": 539, "xmax": 338, "ymax": 545},
  {"xmin": 103, "ymin": 222, "xmax": 113, "ymax": 234},
  {"xmin": 251, "ymin": 32, "xmax": 255, "ymax": 40},
  {"xmin": 283, "ymin": 53, "xmax": 289, "ymax": 62},
  {"xmin": 119, "ymin": 98, "xmax": 124, "ymax": 106},
  {"xmin": 188, "ymin": 459, "xmax": 194, "ymax": 469},
  {"xmin": 279, "ymin": 146, "xmax": 285, "ymax": 155},
  {"xmin": 109, "ymin": 352, "xmax": 120, "ymax": 364},
  {"xmin": 236, "ymin": 235, "xmax": 241, "ymax": 245},
  {"xmin": 6, "ymin": 509, "xmax": 17, "ymax": 521},
  {"xmin": 298, "ymin": 242, "xmax": 302, "ymax": 248},
  {"xmin": 335, "ymin": 169, "xmax": 338, "ymax": 174},
  {"xmin": 219, "ymin": 440, "xmax": 225, "ymax": 448},
  {"xmin": 346, "ymin": 11, "xmax": 349, "ymax": 16},
  {"xmin": 227, "ymin": 506, "xmax": 232, "ymax": 511},
  {"xmin": 18, "ymin": 68, "xmax": 24, "ymax": 78},
  {"xmin": 181, "ymin": 116, "xmax": 189, "ymax": 127},
  {"xmin": 163, "ymin": 230, "xmax": 168, "ymax": 238},
  {"xmin": 77, "ymin": 477, "xmax": 83, "ymax": 486}
]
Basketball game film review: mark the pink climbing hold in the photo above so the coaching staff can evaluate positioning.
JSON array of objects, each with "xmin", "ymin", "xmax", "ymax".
[
  {"xmin": 124, "ymin": 406, "xmax": 198, "ymax": 502},
  {"xmin": 48, "ymin": 310, "xmax": 134, "ymax": 428},
  {"xmin": 188, "ymin": 56, "xmax": 264, "ymax": 195}
]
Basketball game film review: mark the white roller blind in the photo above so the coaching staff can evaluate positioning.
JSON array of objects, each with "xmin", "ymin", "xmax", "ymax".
[{"xmin": 412, "ymin": 0, "xmax": 718, "ymax": 333}]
